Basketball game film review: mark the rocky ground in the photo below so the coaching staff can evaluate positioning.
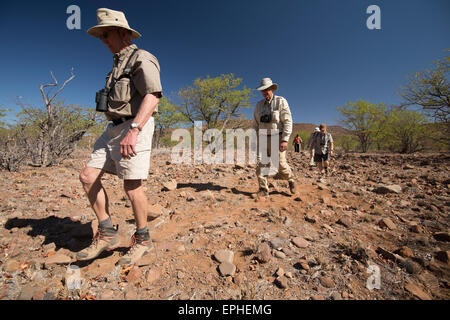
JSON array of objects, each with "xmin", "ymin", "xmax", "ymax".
[{"xmin": 0, "ymin": 148, "xmax": 449, "ymax": 300}]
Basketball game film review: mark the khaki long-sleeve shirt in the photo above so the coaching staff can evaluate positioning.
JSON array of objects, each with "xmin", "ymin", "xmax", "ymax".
[{"xmin": 253, "ymin": 95, "xmax": 293, "ymax": 142}]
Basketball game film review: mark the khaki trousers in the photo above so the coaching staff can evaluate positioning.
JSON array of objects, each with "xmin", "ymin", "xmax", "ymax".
[
  {"xmin": 310, "ymin": 149, "xmax": 315, "ymax": 166},
  {"xmin": 256, "ymin": 135, "xmax": 294, "ymax": 192}
]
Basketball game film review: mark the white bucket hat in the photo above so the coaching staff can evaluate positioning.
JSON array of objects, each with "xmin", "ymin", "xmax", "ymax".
[
  {"xmin": 314, "ymin": 127, "xmax": 320, "ymax": 132},
  {"xmin": 256, "ymin": 78, "xmax": 278, "ymax": 91},
  {"xmin": 87, "ymin": 8, "xmax": 141, "ymax": 40}
]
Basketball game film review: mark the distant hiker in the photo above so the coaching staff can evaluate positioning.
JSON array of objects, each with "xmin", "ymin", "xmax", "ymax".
[
  {"xmin": 309, "ymin": 123, "xmax": 334, "ymax": 180},
  {"xmin": 293, "ymin": 134, "xmax": 302, "ymax": 153},
  {"xmin": 253, "ymin": 78, "xmax": 297, "ymax": 197},
  {"xmin": 78, "ymin": 8, "xmax": 162, "ymax": 265},
  {"xmin": 307, "ymin": 127, "xmax": 320, "ymax": 166}
]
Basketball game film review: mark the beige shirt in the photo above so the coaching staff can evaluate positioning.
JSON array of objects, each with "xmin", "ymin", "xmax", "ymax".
[
  {"xmin": 105, "ymin": 44, "xmax": 162, "ymax": 120},
  {"xmin": 254, "ymin": 95, "xmax": 293, "ymax": 142},
  {"xmin": 310, "ymin": 132, "xmax": 333, "ymax": 155}
]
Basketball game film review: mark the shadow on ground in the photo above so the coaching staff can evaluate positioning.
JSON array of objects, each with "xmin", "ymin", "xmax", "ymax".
[
  {"xmin": 177, "ymin": 182, "xmax": 227, "ymax": 192},
  {"xmin": 230, "ymin": 187, "xmax": 254, "ymax": 198},
  {"xmin": 5, "ymin": 216, "xmax": 94, "ymax": 252},
  {"xmin": 5, "ymin": 216, "xmax": 134, "ymax": 268}
]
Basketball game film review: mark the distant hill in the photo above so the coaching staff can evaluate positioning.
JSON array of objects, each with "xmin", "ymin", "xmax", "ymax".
[
  {"xmin": 224, "ymin": 119, "xmax": 349, "ymax": 140},
  {"xmin": 292, "ymin": 123, "xmax": 348, "ymax": 136}
]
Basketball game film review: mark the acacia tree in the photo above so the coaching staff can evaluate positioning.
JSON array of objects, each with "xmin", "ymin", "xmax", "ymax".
[
  {"xmin": 399, "ymin": 54, "xmax": 449, "ymax": 145},
  {"xmin": 382, "ymin": 107, "xmax": 430, "ymax": 153},
  {"xmin": 178, "ymin": 74, "xmax": 253, "ymax": 133},
  {"xmin": 337, "ymin": 100, "xmax": 387, "ymax": 152}
]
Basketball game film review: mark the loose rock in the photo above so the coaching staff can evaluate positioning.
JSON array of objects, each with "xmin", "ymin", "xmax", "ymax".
[
  {"xmin": 404, "ymin": 283, "xmax": 432, "ymax": 300},
  {"xmin": 162, "ymin": 180, "xmax": 178, "ymax": 191},
  {"xmin": 219, "ymin": 262, "xmax": 236, "ymax": 277},
  {"xmin": 44, "ymin": 253, "xmax": 71, "ymax": 268},
  {"xmin": 292, "ymin": 236, "xmax": 309, "ymax": 248},
  {"xmin": 17, "ymin": 285, "xmax": 36, "ymax": 300},
  {"xmin": 214, "ymin": 250, "xmax": 234, "ymax": 264},
  {"xmin": 274, "ymin": 276, "xmax": 288, "ymax": 289},
  {"xmin": 320, "ymin": 276, "xmax": 335, "ymax": 288},
  {"xmin": 256, "ymin": 243, "xmax": 272, "ymax": 263},
  {"xmin": 337, "ymin": 217, "xmax": 352, "ymax": 228},
  {"xmin": 146, "ymin": 267, "xmax": 162, "ymax": 284},
  {"xmin": 396, "ymin": 246, "xmax": 414, "ymax": 258},
  {"xmin": 378, "ymin": 218, "xmax": 397, "ymax": 230}
]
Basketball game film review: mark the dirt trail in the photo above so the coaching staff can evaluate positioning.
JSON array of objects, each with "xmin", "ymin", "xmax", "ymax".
[{"xmin": 0, "ymin": 149, "xmax": 449, "ymax": 300}]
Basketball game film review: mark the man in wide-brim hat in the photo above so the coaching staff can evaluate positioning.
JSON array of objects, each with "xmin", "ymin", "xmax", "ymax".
[
  {"xmin": 78, "ymin": 8, "xmax": 163, "ymax": 266},
  {"xmin": 253, "ymin": 78, "xmax": 297, "ymax": 197}
]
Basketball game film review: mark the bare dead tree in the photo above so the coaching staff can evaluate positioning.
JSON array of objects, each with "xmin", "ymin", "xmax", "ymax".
[{"xmin": 0, "ymin": 69, "xmax": 100, "ymax": 171}]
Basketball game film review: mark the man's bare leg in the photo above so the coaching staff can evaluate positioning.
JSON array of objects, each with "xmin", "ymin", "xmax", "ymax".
[
  {"xmin": 324, "ymin": 160, "xmax": 330, "ymax": 176},
  {"xmin": 79, "ymin": 167, "xmax": 110, "ymax": 222},
  {"xmin": 119, "ymin": 179, "xmax": 152, "ymax": 266},
  {"xmin": 124, "ymin": 179, "xmax": 148, "ymax": 229},
  {"xmin": 317, "ymin": 161, "xmax": 323, "ymax": 174},
  {"xmin": 77, "ymin": 167, "xmax": 119, "ymax": 261}
]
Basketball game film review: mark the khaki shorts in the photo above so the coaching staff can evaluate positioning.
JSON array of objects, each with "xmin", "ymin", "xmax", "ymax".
[{"xmin": 87, "ymin": 118, "xmax": 154, "ymax": 180}]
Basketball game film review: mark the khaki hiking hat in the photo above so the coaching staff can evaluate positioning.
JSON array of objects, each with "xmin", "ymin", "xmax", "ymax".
[
  {"xmin": 256, "ymin": 78, "xmax": 278, "ymax": 91},
  {"xmin": 87, "ymin": 8, "xmax": 141, "ymax": 40}
]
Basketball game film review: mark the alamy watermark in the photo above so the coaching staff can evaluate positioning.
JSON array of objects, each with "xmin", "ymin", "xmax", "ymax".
[
  {"xmin": 65, "ymin": 265, "xmax": 85, "ymax": 290},
  {"xmin": 366, "ymin": 5, "xmax": 381, "ymax": 30},
  {"xmin": 366, "ymin": 264, "xmax": 381, "ymax": 290},
  {"xmin": 170, "ymin": 122, "xmax": 280, "ymax": 176},
  {"xmin": 66, "ymin": 5, "xmax": 381, "ymax": 31},
  {"xmin": 66, "ymin": 5, "xmax": 81, "ymax": 30}
]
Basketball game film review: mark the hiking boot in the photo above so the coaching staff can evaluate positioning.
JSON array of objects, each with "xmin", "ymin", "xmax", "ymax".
[
  {"xmin": 118, "ymin": 233, "xmax": 153, "ymax": 266},
  {"xmin": 289, "ymin": 180, "xmax": 298, "ymax": 194},
  {"xmin": 255, "ymin": 189, "xmax": 269, "ymax": 198},
  {"xmin": 273, "ymin": 172, "xmax": 283, "ymax": 180},
  {"xmin": 76, "ymin": 226, "xmax": 119, "ymax": 261}
]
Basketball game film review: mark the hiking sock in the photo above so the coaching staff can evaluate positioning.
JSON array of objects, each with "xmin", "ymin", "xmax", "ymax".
[
  {"xmin": 99, "ymin": 217, "xmax": 114, "ymax": 230},
  {"xmin": 136, "ymin": 227, "xmax": 150, "ymax": 241}
]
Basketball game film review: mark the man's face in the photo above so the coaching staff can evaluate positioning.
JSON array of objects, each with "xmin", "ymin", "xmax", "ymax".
[
  {"xmin": 320, "ymin": 127, "xmax": 326, "ymax": 134},
  {"xmin": 100, "ymin": 28, "xmax": 123, "ymax": 54},
  {"xmin": 261, "ymin": 88, "xmax": 274, "ymax": 102}
]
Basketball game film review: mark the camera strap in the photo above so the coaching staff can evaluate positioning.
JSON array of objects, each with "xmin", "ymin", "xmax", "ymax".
[
  {"xmin": 115, "ymin": 48, "xmax": 140, "ymax": 82},
  {"xmin": 106, "ymin": 48, "xmax": 140, "ymax": 99}
]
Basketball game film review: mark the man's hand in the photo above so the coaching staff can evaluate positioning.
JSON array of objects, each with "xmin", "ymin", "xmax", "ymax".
[
  {"xmin": 120, "ymin": 128, "xmax": 139, "ymax": 159},
  {"xmin": 280, "ymin": 141, "xmax": 288, "ymax": 152}
]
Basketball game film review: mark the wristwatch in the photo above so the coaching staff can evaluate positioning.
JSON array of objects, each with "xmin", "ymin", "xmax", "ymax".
[{"xmin": 130, "ymin": 122, "xmax": 141, "ymax": 131}]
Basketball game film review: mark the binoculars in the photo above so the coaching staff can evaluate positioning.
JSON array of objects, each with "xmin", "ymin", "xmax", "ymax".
[
  {"xmin": 95, "ymin": 89, "xmax": 109, "ymax": 112},
  {"xmin": 260, "ymin": 114, "xmax": 272, "ymax": 123}
]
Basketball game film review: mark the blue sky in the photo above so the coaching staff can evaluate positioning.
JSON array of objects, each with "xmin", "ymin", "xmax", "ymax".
[{"xmin": 0, "ymin": 0, "xmax": 449, "ymax": 125}]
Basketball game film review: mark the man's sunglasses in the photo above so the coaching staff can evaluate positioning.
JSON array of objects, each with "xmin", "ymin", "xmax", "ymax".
[{"xmin": 100, "ymin": 30, "xmax": 113, "ymax": 39}]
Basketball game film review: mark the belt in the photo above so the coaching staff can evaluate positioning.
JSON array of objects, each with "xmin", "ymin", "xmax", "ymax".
[
  {"xmin": 259, "ymin": 131, "xmax": 282, "ymax": 136},
  {"xmin": 111, "ymin": 116, "xmax": 133, "ymax": 126}
]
